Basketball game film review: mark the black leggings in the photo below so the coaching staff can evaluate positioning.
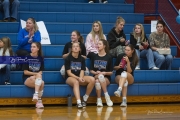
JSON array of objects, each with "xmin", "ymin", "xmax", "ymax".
[{"xmin": 16, "ymin": 49, "xmax": 30, "ymax": 56}]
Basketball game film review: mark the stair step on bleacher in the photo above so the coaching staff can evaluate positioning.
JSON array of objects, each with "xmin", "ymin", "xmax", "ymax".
[
  {"xmin": 19, "ymin": 12, "xmax": 144, "ymax": 23},
  {"xmin": 19, "ymin": 2, "xmax": 131, "ymax": 13},
  {"xmin": 0, "ymin": 83, "xmax": 180, "ymax": 98},
  {"xmin": 0, "ymin": 22, "xmax": 151, "ymax": 34}
]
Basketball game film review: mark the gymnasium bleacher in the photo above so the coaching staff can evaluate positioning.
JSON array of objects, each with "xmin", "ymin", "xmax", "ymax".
[{"xmin": 0, "ymin": 0, "xmax": 180, "ymax": 105}]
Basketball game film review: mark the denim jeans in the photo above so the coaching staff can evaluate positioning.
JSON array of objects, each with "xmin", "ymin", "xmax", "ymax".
[
  {"xmin": 136, "ymin": 49, "xmax": 156, "ymax": 69},
  {"xmin": 0, "ymin": 64, "xmax": 10, "ymax": 82},
  {"xmin": 153, "ymin": 51, "xmax": 173, "ymax": 70},
  {"xmin": 1, "ymin": 0, "xmax": 20, "ymax": 19}
]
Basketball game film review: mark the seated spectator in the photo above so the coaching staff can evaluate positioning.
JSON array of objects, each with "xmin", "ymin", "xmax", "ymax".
[
  {"xmin": 88, "ymin": 0, "xmax": 108, "ymax": 3},
  {"xmin": 0, "ymin": 0, "xmax": 20, "ymax": 22},
  {"xmin": 16, "ymin": 17, "xmax": 41, "ymax": 57},
  {"xmin": 130, "ymin": 23, "xmax": 159, "ymax": 70},
  {"xmin": 85, "ymin": 21, "xmax": 106, "ymax": 59},
  {"xmin": 0, "ymin": 37, "xmax": 13, "ymax": 85},
  {"xmin": 60, "ymin": 30, "xmax": 89, "ymax": 78},
  {"xmin": 23, "ymin": 42, "xmax": 44, "ymax": 109},
  {"xmin": 107, "ymin": 17, "xmax": 126, "ymax": 58},
  {"xmin": 149, "ymin": 20, "xmax": 173, "ymax": 70},
  {"xmin": 65, "ymin": 42, "xmax": 95, "ymax": 108}
]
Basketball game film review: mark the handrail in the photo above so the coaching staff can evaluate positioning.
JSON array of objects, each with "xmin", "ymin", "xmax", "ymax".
[
  {"xmin": 159, "ymin": 14, "xmax": 180, "ymax": 44},
  {"xmin": 168, "ymin": 0, "xmax": 179, "ymax": 14}
]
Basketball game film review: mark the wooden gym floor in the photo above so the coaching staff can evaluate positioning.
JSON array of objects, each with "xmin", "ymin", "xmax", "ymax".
[{"xmin": 0, "ymin": 104, "xmax": 180, "ymax": 120}]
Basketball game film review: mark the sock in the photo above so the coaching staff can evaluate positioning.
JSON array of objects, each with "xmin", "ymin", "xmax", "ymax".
[
  {"xmin": 35, "ymin": 91, "xmax": 38, "ymax": 94},
  {"xmin": 77, "ymin": 99, "xmax": 81, "ymax": 104},
  {"xmin": 97, "ymin": 98, "xmax": 102, "ymax": 101},
  {"xmin": 104, "ymin": 92, "xmax": 109, "ymax": 97},
  {"xmin": 83, "ymin": 94, "xmax": 89, "ymax": 102},
  {"xmin": 118, "ymin": 87, "xmax": 122, "ymax": 91},
  {"xmin": 122, "ymin": 97, "xmax": 127, "ymax": 103}
]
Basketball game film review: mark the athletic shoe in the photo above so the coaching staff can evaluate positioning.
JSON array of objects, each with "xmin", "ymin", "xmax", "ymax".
[
  {"xmin": 105, "ymin": 96, "xmax": 113, "ymax": 107},
  {"xmin": 96, "ymin": 99, "xmax": 103, "ymax": 107},
  {"xmin": 135, "ymin": 66, "xmax": 140, "ymax": 70},
  {"xmin": 82, "ymin": 101, "xmax": 87, "ymax": 107},
  {"xmin": 88, "ymin": 1, "xmax": 94, "ymax": 3},
  {"xmin": 5, "ymin": 82, "xmax": 11, "ymax": 85},
  {"xmin": 36, "ymin": 100, "xmax": 44, "ymax": 109},
  {"xmin": 103, "ymin": 1, "xmax": 108, "ymax": 3},
  {"xmin": 114, "ymin": 90, "xmax": 121, "ymax": 97},
  {"xmin": 32, "ymin": 93, "xmax": 38, "ymax": 102},
  {"xmin": 152, "ymin": 67, "xmax": 159, "ymax": 70},
  {"xmin": 120, "ymin": 99, "xmax": 127, "ymax": 107},
  {"xmin": 77, "ymin": 103, "xmax": 83, "ymax": 109}
]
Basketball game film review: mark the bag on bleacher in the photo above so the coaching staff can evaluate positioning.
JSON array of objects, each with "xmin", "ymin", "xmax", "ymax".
[
  {"xmin": 157, "ymin": 48, "xmax": 171, "ymax": 55},
  {"xmin": 20, "ymin": 19, "xmax": 51, "ymax": 44}
]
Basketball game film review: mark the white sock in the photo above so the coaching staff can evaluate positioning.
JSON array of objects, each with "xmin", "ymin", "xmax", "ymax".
[
  {"xmin": 35, "ymin": 91, "xmax": 38, "ymax": 94},
  {"xmin": 122, "ymin": 97, "xmax": 127, "ymax": 102},
  {"xmin": 118, "ymin": 87, "xmax": 122, "ymax": 91},
  {"xmin": 104, "ymin": 92, "xmax": 109, "ymax": 97},
  {"xmin": 97, "ymin": 98, "xmax": 102, "ymax": 101},
  {"xmin": 83, "ymin": 94, "xmax": 89, "ymax": 102},
  {"xmin": 77, "ymin": 99, "xmax": 81, "ymax": 104}
]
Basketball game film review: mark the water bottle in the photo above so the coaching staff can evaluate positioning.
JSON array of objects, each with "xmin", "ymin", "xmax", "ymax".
[
  {"xmin": 120, "ymin": 57, "xmax": 127, "ymax": 69},
  {"xmin": 67, "ymin": 94, "xmax": 72, "ymax": 107}
]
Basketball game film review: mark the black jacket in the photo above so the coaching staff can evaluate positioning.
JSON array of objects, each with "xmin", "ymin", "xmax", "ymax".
[
  {"xmin": 107, "ymin": 27, "xmax": 126, "ymax": 49},
  {"xmin": 130, "ymin": 33, "xmax": 150, "ymax": 50}
]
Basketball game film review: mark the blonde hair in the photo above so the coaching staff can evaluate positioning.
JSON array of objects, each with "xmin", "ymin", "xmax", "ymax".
[
  {"xmin": 133, "ymin": 23, "xmax": 145, "ymax": 43},
  {"xmin": 0, "ymin": 37, "xmax": 13, "ymax": 56},
  {"xmin": 26, "ymin": 17, "xmax": 39, "ymax": 32},
  {"xmin": 115, "ymin": 16, "xmax": 125, "ymax": 27},
  {"xmin": 90, "ymin": 21, "xmax": 105, "ymax": 43}
]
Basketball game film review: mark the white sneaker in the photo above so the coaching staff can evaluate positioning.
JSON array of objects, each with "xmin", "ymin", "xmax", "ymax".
[
  {"xmin": 88, "ymin": 1, "xmax": 94, "ymax": 3},
  {"xmin": 103, "ymin": 1, "xmax": 108, "ymax": 3},
  {"xmin": 114, "ymin": 90, "xmax": 121, "ymax": 97},
  {"xmin": 152, "ymin": 67, "xmax": 159, "ymax": 70},
  {"xmin": 105, "ymin": 96, "xmax": 113, "ymax": 107},
  {"xmin": 120, "ymin": 99, "xmax": 127, "ymax": 107},
  {"xmin": 135, "ymin": 66, "xmax": 140, "ymax": 70},
  {"xmin": 97, "ymin": 99, "xmax": 103, "ymax": 107}
]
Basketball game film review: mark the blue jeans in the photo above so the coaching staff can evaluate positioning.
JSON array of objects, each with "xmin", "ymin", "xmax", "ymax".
[
  {"xmin": 153, "ymin": 51, "xmax": 173, "ymax": 70},
  {"xmin": 136, "ymin": 49, "xmax": 156, "ymax": 69},
  {"xmin": 1, "ymin": 0, "xmax": 20, "ymax": 19},
  {"xmin": 0, "ymin": 64, "xmax": 10, "ymax": 82}
]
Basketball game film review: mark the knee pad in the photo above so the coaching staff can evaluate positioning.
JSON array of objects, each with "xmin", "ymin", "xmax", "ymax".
[
  {"xmin": 84, "ymin": 70, "xmax": 89, "ymax": 76},
  {"xmin": 95, "ymin": 82, "xmax": 101, "ymax": 90},
  {"xmin": 121, "ymin": 71, "xmax": 127, "ymax": 78},
  {"xmin": 35, "ymin": 78, "xmax": 42, "ymax": 86},
  {"xmin": 98, "ymin": 74, "xmax": 105, "ymax": 83},
  {"xmin": 60, "ymin": 69, "xmax": 65, "ymax": 76},
  {"xmin": 124, "ymin": 80, "xmax": 128, "ymax": 87}
]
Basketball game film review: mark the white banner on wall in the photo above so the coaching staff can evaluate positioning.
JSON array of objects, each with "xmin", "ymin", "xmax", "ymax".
[
  {"xmin": 151, "ymin": 20, "xmax": 158, "ymax": 33},
  {"xmin": 20, "ymin": 19, "xmax": 51, "ymax": 44}
]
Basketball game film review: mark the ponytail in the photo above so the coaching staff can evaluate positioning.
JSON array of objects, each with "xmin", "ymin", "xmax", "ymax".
[
  {"xmin": 126, "ymin": 44, "xmax": 138, "ymax": 67},
  {"xmin": 99, "ymin": 39, "xmax": 109, "ymax": 54},
  {"xmin": 72, "ymin": 30, "xmax": 84, "ymax": 43}
]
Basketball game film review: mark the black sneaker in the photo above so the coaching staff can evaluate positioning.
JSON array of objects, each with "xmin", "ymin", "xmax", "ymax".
[
  {"xmin": 82, "ymin": 101, "xmax": 87, "ymax": 107},
  {"xmin": 77, "ymin": 103, "xmax": 83, "ymax": 109}
]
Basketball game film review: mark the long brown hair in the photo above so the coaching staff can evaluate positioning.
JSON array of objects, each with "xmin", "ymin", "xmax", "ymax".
[
  {"xmin": 32, "ymin": 42, "xmax": 43, "ymax": 57},
  {"xmin": 99, "ymin": 39, "xmax": 109, "ymax": 54},
  {"xmin": 72, "ymin": 30, "xmax": 84, "ymax": 43},
  {"xmin": 126, "ymin": 44, "xmax": 138, "ymax": 67},
  {"xmin": 26, "ymin": 17, "xmax": 39, "ymax": 32},
  {"xmin": 133, "ymin": 23, "xmax": 145, "ymax": 43},
  {"xmin": 0, "ymin": 37, "xmax": 13, "ymax": 56},
  {"xmin": 90, "ymin": 21, "xmax": 106, "ymax": 43}
]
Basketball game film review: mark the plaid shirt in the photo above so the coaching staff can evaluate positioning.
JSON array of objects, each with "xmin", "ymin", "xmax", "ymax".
[{"xmin": 149, "ymin": 32, "xmax": 170, "ymax": 48}]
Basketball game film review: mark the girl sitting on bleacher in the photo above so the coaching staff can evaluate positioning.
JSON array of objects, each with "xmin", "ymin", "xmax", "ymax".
[
  {"xmin": 85, "ymin": 21, "xmax": 106, "ymax": 59},
  {"xmin": 90, "ymin": 39, "xmax": 113, "ymax": 107},
  {"xmin": 65, "ymin": 42, "xmax": 95, "ymax": 109},
  {"xmin": 60, "ymin": 30, "xmax": 89, "ymax": 78},
  {"xmin": 130, "ymin": 23, "xmax": 159, "ymax": 70},
  {"xmin": 23, "ymin": 42, "xmax": 44, "ymax": 109},
  {"xmin": 107, "ymin": 17, "xmax": 126, "ymax": 58},
  {"xmin": 149, "ymin": 20, "xmax": 173, "ymax": 70},
  {"xmin": 16, "ymin": 17, "xmax": 41, "ymax": 57},
  {"xmin": 0, "ymin": 37, "xmax": 13, "ymax": 85},
  {"xmin": 114, "ymin": 44, "xmax": 138, "ymax": 107}
]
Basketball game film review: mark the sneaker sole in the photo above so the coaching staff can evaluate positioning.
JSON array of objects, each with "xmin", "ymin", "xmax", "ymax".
[
  {"xmin": 114, "ymin": 92, "xmax": 121, "ymax": 97},
  {"xmin": 97, "ymin": 104, "xmax": 103, "ymax": 107},
  {"xmin": 36, "ymin": 106, "xmax": 44, "ymax": 109},
  {"xmin": 32, "ymin": 99, "xmax": 38, "ymax": 102},
  {"xmin": 120, "ymin": 104, "xmax": 127, "ymax": 107}
]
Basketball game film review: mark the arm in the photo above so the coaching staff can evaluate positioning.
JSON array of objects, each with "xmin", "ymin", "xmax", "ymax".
[
  {"xmin": 102, "ymin": 56, "xmax": 113, "ymax": 76},
  {"xmin": 85, "ymin": 34, "xmax": 98, "ymax": 53},
  {"xmin": 126, "ymin": 61, "xmax": 132, "ymax": 73},
  {"xmin": 67, "ymin": 70, "xmax": 79, "ymax": 79},
  {"xmin": 90, "ymin": 70, "xmax": 98, "ymax": 75},
  {"xmin": 81, "ymin": 44, "xmax": 87, "ymax": 59},
  {"xmin": 33, "ymin": 31, "xmax": 41, "ymax": 42},
  {"xmin": 149, "ymin": 34, "xmax": 158, "ymax": 51},
  {"xmin": 24, "ymin": 70, "xmax": 38, "ymax": 76},
  {"xmin": 130, "ymin": 34, "xmax": 139, "ymax": 49},
  {"xmin": 165, "ymin": 34, "xmax": 170, "ymax": 48},
  {"xmin": 17, "ymin": 29, "xmax": 30, "ymax": 46},
  {"xmin": 62, "ymin": 53, "xmax": 69, "ymax": 59},
  {"xmin": 62, "ymin": 44, "xmax": 69, "ymax": 59},
  {"xmin": 114, "ymin": 54, "xmax": 122, "ymax": 70}
]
